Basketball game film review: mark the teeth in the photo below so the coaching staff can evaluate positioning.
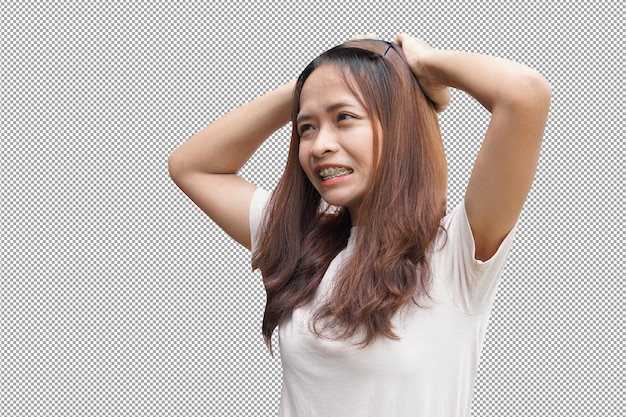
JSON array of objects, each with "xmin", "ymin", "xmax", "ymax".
[{"xmin": 319, "ymin": 167, "xmax": 353, "ymax": 180}]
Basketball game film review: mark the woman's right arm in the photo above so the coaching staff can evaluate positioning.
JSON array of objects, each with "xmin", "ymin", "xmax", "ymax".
[{"xmin": 168, "ymin": 80, "xmax": 296, "ymax": 250}]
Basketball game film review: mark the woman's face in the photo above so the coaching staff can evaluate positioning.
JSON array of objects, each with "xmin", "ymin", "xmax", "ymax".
[{"xmin": 297, "ymin": 64, "xmax": 379, "ymax": 221}]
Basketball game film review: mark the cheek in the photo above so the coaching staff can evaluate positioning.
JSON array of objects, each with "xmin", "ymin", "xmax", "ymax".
[
  {"xmin": 298, "ymin": 143, "xmax": 309, "ymax": 169},
  {"xmin": 352, "ymin": 127, "xmax": 378, "ymax": 167},
  {"xmin": 298, "ymin": 143, "xmax": 318, "ymax": 184}
]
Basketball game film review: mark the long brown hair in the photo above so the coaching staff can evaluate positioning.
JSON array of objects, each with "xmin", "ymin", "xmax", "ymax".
[{"xmin": 252, "ymin": 39, "xmax": 447, "ymax": 354}]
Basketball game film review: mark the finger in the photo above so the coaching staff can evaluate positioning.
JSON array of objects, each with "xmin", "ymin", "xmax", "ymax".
[
  {"xmin": 350, "ymin": 33, "xmax": 380, "ymax": 40},
  {"xmin": 395, "ymin": 33, "xmax": 425, "ymax": 46},
  {"xmin": 394, "ymin": 32, "xmax": 410, "ymax": 45}
]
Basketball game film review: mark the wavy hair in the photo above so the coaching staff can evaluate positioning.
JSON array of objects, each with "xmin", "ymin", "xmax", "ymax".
[{"xmin": 251, "ymin": 39, "xmax": 447, "ymax": 354}]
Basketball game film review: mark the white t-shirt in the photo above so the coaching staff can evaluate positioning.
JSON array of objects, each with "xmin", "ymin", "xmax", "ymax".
[{"xmin": 249, "ymin": 188, "xmax": 517, "ymax": 417}]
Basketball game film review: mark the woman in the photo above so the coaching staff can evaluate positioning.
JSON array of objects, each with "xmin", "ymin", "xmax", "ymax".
[{"xmin": 168, "ymin": 34, "xmax": 551, "ymax": 416}]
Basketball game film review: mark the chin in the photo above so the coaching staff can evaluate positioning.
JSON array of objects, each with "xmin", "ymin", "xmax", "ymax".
[{"xmin": 320, "ymin": 194, "xmax": 361, "ymax": 212}]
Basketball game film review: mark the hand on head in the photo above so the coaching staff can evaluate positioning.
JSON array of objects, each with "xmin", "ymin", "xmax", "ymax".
[
  {"xmin": 394, "ymin": 33, "xmax": 450, "ymax": 113},
  {"xmin": 349, "ymin": 33, "xmax": 380, "ymax": 41},
  {"xmin": 349, "ymin": 32, "xmax": 451, "ymax": 113}
]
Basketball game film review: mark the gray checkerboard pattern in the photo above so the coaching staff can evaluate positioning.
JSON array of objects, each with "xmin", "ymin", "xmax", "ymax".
[{"xmin": 2, "ymin": 0, "xmax": 623, "ymax": 416}]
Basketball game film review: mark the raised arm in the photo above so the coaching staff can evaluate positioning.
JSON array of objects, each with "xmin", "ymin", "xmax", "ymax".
[
  {"xmin": 395, "ymin": 33, "xmax": 551, "ymax": 261},
  {"xmin": 168, "ymin": 80, "xmax": 296, "ymax": 250}
]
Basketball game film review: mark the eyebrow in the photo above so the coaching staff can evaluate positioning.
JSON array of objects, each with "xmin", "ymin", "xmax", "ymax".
[{"xmin": 296, "ymin": 102, "xmax": 354, "ymax": 124}]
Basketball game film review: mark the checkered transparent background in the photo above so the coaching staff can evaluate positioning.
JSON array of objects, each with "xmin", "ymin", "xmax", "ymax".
[{"xmin": 1, "ymin": 0, "xmax": 623, "ymax": 416}]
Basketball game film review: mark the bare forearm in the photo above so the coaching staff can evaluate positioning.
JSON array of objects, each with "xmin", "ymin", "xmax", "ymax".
[
  {"xmin": 424, "ymin": 50, "xmax": 551, "ymax": 113},
  {"xmin": 169, "ymin": 79, "xmax": 296, "ymax": 176}
]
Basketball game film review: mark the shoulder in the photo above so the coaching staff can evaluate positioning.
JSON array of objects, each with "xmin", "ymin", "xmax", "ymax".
[
  {"xmin": 436, "ymin": 200, "xmax": 517, "ymax": 266},
  {"xmin": 432, "ymin": 200, "xmax": 518, "ymax": 314},
  {"xmin": 249, "ymin": 187, "xmax": 272, "ymax": 252}
]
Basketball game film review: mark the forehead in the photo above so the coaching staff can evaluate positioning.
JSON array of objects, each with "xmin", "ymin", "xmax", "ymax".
[{"xmin": 299, "ymin": 64, "xmax": 361, "ymax": 110}]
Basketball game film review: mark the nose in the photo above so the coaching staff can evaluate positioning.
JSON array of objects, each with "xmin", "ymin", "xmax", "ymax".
[{"xmin": 310, "ymin": 125, "xmax": 339, "ymax": 158}]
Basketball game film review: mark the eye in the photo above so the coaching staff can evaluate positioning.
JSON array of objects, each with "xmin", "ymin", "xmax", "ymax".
[
  {"xmin": 298, "ymin": 124, "xmax": 314, "ymax": 136},
  {"xmin": 337, "ymin": 113, "xmax": 355, "ymax": 122}
]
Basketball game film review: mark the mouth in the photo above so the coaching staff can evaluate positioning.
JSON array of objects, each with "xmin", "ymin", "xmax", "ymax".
[{"xmin": 318, "ymin": 167, "xmax": 354, "ymax": 181}]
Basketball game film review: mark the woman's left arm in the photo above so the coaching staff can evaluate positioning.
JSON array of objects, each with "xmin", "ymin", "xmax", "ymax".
[{"xmin": 396, "ymin": 33, "xmax": 552, "ymax": 261}]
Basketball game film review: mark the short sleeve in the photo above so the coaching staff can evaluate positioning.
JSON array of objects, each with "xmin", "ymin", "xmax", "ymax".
[
  {"xmin": 436, "ymin": 200, "xmax": 517, "ymax": 315},
  {"xmin": 249, "ymin": 187, "xmax": 272, "ymax": 254}
]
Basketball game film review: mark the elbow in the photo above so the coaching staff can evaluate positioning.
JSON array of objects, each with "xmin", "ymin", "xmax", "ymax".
[
  {"xmin": 529, "ymin": 72, "xmax": 552, "ymax": 107},
  {"xmin": 167, "ymin": 149, "xmax": 185, "ymax": 184},
  {"xmin": 515, "ymin": 70, "xmax": 552, "ymax": 110},
  {"xmin": 495, "ymin": 70, "xmax": 551, "ymax": 118}
]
